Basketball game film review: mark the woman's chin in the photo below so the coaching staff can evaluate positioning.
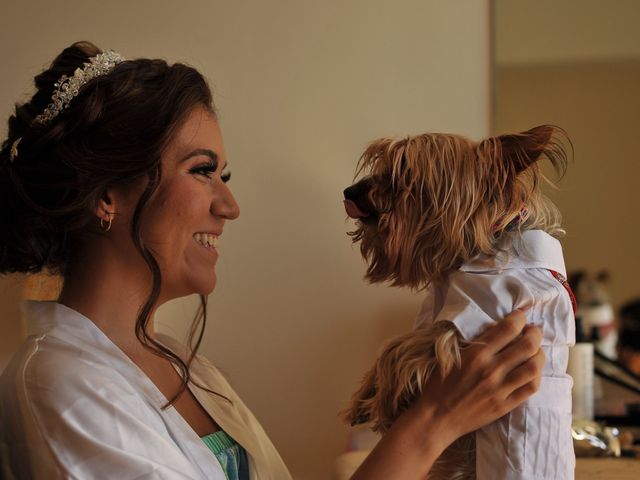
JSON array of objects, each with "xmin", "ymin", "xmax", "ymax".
[
  {"xmin": 194, "ymin": 275, "xmax": 217, "ymax": 297},
  {"xmin": 167, "ymin": 274, "xmax": 217, "ymax": 300}
]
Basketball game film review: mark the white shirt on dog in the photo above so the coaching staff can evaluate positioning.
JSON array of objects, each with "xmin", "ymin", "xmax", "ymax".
[{"xmin": 416, "ymin": 229, "xmax": 575, "ymax": 480}]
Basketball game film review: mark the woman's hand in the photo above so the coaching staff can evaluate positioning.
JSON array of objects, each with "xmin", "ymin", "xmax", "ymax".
[
  {"xmin": 352, "ymin": 310, "xmax": 544, "ymax": 480},
  {"xmin": 417, "ymin": 309, "xmax": 544, "ymax": 440}
]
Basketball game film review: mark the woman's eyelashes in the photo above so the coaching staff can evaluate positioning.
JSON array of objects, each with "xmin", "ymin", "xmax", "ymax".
[
  {"xmin": 190, "ymin": 161, "xmax": 217, "ymax": 178},
  {"xmin": 190, "ymin": 162, "xmax": 231, "ymax": 183},
  {"xmin": 220, "ymin": 166, "xmax": 231, "ymax": 183}
]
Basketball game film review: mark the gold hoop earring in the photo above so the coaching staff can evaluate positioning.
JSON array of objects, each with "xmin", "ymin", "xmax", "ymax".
[{"xmin": 100, "ymin": 214, "xmax": 113, "ymax": 232}]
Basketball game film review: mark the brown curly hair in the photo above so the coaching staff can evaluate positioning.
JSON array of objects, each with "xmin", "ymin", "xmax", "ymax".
[{"xmin": 0, "ymin": 41, "xmax": 221, "ymax": 406}]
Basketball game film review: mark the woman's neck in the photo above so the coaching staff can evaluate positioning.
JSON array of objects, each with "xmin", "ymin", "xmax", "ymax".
[{"xmin": 58, "ymin": 241, "xmax": 158, "ymax": 354}]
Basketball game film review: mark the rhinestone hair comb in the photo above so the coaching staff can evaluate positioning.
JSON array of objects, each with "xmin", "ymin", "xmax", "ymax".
[{"xmin": 33, "ymin": 50, "xmax": 125, "ymax": 125}]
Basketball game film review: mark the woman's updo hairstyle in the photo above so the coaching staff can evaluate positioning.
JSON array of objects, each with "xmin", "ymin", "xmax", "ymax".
[
  {"xmin": 0, "ymin": 41, "xmax": 220, "ymax": 406},
  {"xmin": 0, "ymin": 40, "xmax": 213, "ymax": 275}
]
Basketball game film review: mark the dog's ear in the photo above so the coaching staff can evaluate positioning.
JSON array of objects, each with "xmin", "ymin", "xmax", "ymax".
[
  {"xmin": 499, "ymin": 125, "xmax": 554, "ymax": 173},
  {"xmin": 484, "ymin": 125, "xmax": 567, "ymax": 176}
]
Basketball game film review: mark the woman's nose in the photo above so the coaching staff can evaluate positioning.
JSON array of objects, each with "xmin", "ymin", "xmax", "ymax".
[{"xmin": 213, "ymin": 183, "xmax": 240, "ymax": 220}]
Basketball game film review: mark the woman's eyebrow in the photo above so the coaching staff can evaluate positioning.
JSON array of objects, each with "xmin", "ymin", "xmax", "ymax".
[{"xmin": 179, "ymin": 148, "xmax": 218, "ymax": 163}]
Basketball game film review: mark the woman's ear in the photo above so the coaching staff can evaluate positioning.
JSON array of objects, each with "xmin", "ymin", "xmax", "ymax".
[
  {"xmin": 94, "ymin": 188, "xmax": 115, "ymax": 221},
  {"xmin": 94, "ymin": 178, "xmax": 147, "ymax": 232}
]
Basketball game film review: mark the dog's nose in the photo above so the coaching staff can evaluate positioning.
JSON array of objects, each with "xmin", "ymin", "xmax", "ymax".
[
  {"xmin": 343, "ymin": 184, "xmax": 358, "ymax": 201},
  {"xmin": 343, "ymin": 177, "xmax": 374, "ymax": 219},
  {"xmin": 344, "ymin": 176, "xmax": 373, "ymax": 201}
]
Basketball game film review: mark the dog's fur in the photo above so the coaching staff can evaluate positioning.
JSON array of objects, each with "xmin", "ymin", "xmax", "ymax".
[{"xmin": 343, "ymin": 126, "xmax": 569, "ymax": 479}]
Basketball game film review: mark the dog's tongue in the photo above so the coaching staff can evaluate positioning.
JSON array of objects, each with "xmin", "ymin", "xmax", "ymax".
[{"xmin": 344, "ymin": 199, "xmax": 369, "ymax": 219}]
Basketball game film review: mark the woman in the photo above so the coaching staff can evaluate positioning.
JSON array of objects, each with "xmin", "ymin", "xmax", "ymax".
[{"xmin": 0, "ymin": 42, "xmax": 544, "ymax": 479}]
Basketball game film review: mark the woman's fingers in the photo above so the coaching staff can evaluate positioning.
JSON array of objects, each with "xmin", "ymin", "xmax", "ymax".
[
  {"xmin": 474, "ymin": 310, "xmax": 527, "ymax": 354},
  {"xmin": 494, "ymin": 321, "xmax": 543, "ymax": 374},
  {"xmin": 394, "ymin": 309, "xmax": 547, "ymax": 451},
  {"xmin": 502, "ymin": 348, "xmax": 545, "ymax": 403},
  {"xmin": 443, "ymin": 311, "xmax": 544, "ymax": 433}
]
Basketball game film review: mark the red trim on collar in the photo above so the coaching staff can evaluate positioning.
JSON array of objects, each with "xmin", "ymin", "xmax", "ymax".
[{"xmin": 549, "ymin": 270, "xmax": 577, "ymax": 315}]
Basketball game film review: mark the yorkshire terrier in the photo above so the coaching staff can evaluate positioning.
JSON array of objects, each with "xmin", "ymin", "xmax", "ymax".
[{"xmin": 343, "ymin": 126, "xmax": 576, "ymax": 479}]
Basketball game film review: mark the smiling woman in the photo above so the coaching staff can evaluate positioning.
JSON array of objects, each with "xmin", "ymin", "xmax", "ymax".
[
  {"xmin": 0, "ymin": 41, "xmax": 547, "ymax": 480},
  {"xmin": 0, "ymin": 41, "xmax": 283, "ymax": 480}
]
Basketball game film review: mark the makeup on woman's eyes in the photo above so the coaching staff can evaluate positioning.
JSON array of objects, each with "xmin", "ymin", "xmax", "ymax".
[
  {"xmin": 188, "ymin": 159, "xmax": 231, "ymax": 183},
  {"xmin": 220, "ymin": 165, "xmax": 231, "ymax": 183},
  {"xmin": 189, "ymin": 161, "xmax": 218, "ymax": 179},
  {"xmin": 181, "ymin": 148, "xmax": 230, "ymax": 182}
]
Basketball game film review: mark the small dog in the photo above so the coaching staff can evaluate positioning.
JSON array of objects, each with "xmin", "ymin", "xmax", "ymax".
[{"xmin": 343, "ymin": 126, "xmax": 575, "ymax": 479}]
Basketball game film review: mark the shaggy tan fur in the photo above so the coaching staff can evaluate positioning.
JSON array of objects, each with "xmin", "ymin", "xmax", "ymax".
[
  {"xmin": 346, "ymin": 320, "xmax": 477, "ymax": 478},
  {"xmin": 343, "ymin": 126, "xmax": 570, "ymax": 479},
  {"xmin": 348, "ymin": 125, "xmax": 568, "ymax": 289}
]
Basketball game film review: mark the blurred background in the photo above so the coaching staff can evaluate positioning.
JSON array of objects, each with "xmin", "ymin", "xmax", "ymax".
[
  {"xmin": 494, "ymin": 0, "xmax": 640, "ymax": 312},
  {"xmin": 494, "ymin": 0, "xmax": 640, "ymax": 422},
  {"xmin": 1, "ymin": 1, "xmax": 639, "ymax": 478}
]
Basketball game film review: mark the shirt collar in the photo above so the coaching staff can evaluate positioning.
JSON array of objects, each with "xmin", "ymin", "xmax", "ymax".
[
  {"xmin": 459, "ymin": 230, "xmax": 567, "ymax": 277},
  {"xmin": 22, "ymin": 300, "xmax": 101, "ymax": 337},
  {"xmin": 21, "ymin": 300, "xmax": 172, "ymax": 406}
]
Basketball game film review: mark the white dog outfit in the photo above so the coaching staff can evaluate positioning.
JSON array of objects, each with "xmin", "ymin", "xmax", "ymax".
[{"xmin": 416, "ymin": 230, "xmax": 575, "ymax": 480}]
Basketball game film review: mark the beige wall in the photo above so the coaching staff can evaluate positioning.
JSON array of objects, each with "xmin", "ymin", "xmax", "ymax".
[
  {"xmin": 495, "ymin": 62, "xmax": 640, "ymax": 308},
  {"xmin": 494, "ymin": 0, "xmax": 640, "ymax": 311},
  {"xmin": 495, "ymin": 0, "xmax": 640, "ymax": 65},
  {"xmin": 0, "ymin": 1, "xmax": 490, "ymax": 478}
]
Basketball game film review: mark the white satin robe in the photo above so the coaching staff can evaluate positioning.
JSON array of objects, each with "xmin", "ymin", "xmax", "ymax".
[{"xmin": 0, "ymin": 301, "xmax": 292, "ymax": 480}]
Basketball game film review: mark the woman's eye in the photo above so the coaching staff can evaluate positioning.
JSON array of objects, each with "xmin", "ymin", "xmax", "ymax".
[
  {"xmin": 190, "ymin": 163, "xmax": 217, "ymax": 178},
  {"xmin": 221, "ymin": 166, "xmax": 231, "ymax": 183}
]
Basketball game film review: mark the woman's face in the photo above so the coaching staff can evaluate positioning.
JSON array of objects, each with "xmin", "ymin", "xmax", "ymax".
[{"xmin": 141, "ymin": 105, "xmax": 239, "ymax": 301}]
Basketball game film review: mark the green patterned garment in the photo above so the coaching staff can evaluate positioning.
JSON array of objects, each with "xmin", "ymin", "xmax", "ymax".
[{"xmin": 201, "ymin": 430, "xmax": 250, "ymax": 480}]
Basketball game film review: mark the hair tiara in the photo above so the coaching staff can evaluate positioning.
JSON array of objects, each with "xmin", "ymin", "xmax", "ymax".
[
  {"xmin": 6, "ymin": 50, "xmax": 125, "ymax": 163},
  {"xmin": 33, "ymin": 50, "xmax": 126, "ymax": 126}
]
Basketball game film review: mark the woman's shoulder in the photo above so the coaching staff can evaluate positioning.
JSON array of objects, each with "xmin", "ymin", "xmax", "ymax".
[
  {"xmin": 1, "ymin": 330, "xmax": 141, "ymax": 409},
  {"xmin": 4, "ymin": 301, "xmax": 147, "ymax": 398},
  {"xmin": 0, "ymin": 334, "xmax": 212, "ymax": 480},
  {"xmin": 0, "ymin": 329, "xmax": 175, "ymax": 469}
]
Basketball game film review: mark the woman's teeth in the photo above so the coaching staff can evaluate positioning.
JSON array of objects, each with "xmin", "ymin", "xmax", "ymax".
[{"xmin": 194, "ymin": 233, "xmax": 218, "ymax": 248}]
